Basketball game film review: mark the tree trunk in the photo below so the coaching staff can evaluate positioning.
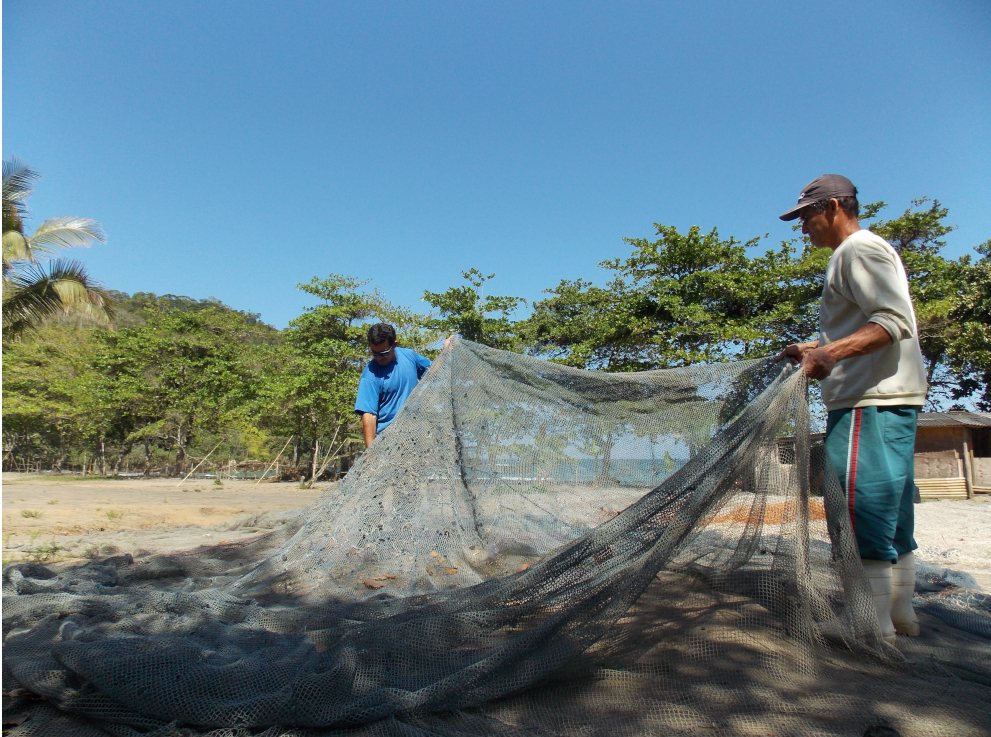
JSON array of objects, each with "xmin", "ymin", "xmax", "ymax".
[
  {"xmin": 175, "ymin": 423, "xmax": 188, "ymax": 475},
  {"xmin": 57, "ymin": 430, "xmax": 67, "ymax": 473},
  {"xmin": 98, "ymin": 437, "xmax": 106, "ymax": 476},
  {"xmin": 594, "ymin": 434, "xmax": 614, "ymax": 488},
  {"xmin": 311, "ymin": 437, "xmax": 320, "ymax": 486},
  {"xmin": 144, "ymin": 440, "xmax": 152, "ymax": 476}
]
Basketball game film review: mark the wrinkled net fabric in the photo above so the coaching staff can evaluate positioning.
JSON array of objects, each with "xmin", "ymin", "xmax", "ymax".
[{"xmin": 4, "ymin": 339, "xmax": 990, "ymax": 736}]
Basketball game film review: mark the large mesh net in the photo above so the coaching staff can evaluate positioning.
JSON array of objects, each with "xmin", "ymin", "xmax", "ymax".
[{"xmin": 4, "ymin": 339, "xmax": 990, "ymax": 736}]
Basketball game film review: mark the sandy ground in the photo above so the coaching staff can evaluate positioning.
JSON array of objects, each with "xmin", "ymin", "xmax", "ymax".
[
  {"xmin": 2, "ymin": 474, "xmax": 323, "ymax": 563},
  {"xmin": 914, "ymin": 493, "xmax": 991, "ymax": 590},
  {"xmin": 2, "ymin": 473, "xmax": 989, "ymax": 591}
]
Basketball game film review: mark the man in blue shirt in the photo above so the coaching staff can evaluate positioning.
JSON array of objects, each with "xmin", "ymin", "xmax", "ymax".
[{"xmin": 355, "ymin": 323, "xmax": 433, "ymax": 447}]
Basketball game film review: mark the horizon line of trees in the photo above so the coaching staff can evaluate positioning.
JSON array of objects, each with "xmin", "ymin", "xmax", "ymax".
[{"xmin": 3, "ymin": 191, "xmax": 989, "ymax": 479}]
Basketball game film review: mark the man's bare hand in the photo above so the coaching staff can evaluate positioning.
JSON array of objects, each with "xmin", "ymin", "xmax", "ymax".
[
  {"xmin": 801, "ymin": 346, "xmax": 837, "ymax": 380},
  {"xmin": 776, "ymin": 341, "xmax": 817, "ymax": 366}
]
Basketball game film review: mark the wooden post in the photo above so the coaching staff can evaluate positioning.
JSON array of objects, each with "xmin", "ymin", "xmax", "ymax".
[
  {"xmin": 177, "ymin": 441, "xmax": 223, "ymax": 487},
  {"xmin": 254, "ymin": 436, "xmax": 293, "ymax": 488},
  {"xmin": 962, "ymin": 428, "xmax": 974, "ymax": 500}
]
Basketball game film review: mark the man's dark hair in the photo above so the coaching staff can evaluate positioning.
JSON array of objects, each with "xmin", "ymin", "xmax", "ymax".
[
  {"xmin": 367, "ymin": 323, "xmax": 396, "ymax": 346},
  {"xmin": 810, "ymin": 195, "xmax": 860, "ymax": 218}
]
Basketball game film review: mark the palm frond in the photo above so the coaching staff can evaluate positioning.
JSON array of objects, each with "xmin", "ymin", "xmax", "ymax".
[
  {"xmin": 2, "ymin": 231, "xmax": 30, "ymax": 273},
  {"xmin": 27, "ymin": 217, "xmax": 107, "ymax": 259},
  {"xmin": 2, "ymin": 258, "xmax": 116, "ymax": 340},
  {"xmin": 2, "ymin": 157, "xmax": 39, "ymax": 228}
]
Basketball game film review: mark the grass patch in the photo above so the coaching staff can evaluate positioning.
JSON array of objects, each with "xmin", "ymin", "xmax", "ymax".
[
  {"xmin": 105, "ymin": 509, "xmax": 124, "ymax": 521},
  {"xmin": 21, "ymin": 509, "xmax": 42, "ymax": 519},
  {"xmin": 47, "ymin": 499, "xmax": 60, "ymax": 505},
  {"xmin": 27, "ymin": 541, "xmax": 66, "ymax": 563}
]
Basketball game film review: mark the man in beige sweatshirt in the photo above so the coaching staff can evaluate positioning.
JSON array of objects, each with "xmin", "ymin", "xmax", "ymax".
[{"xmin": 778, "ymin": 174, "xmax": 928, "ymax": 643}]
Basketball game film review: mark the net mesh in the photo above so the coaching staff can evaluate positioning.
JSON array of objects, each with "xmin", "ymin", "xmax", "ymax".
[{"xmin": 4, "ymin": 339, "xmax": 990, "ymax": 736}]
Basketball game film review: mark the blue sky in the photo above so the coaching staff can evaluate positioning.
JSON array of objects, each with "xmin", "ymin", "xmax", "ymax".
[{"xmin": 4, "ymin": 0, "xmax": 990, "ymax": 328}]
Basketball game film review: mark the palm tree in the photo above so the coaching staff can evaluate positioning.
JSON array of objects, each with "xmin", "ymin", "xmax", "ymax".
[{"xmin": 3, "ymin": 157, "xmax": 115, "ymax": 340}]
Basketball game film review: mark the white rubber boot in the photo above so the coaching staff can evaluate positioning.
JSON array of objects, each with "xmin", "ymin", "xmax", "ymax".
[
  {"xmin": 861, "ymin": 558, "xmax": 896, "ymax": 643},
  {"xmin": 891, "ymin": 552, "xmax": 921, "ymax": 636}
]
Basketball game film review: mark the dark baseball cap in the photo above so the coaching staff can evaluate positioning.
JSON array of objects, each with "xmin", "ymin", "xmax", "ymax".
[{"xmin": 779, "ymin": 174, "xmax": 858, "ymax": 221}]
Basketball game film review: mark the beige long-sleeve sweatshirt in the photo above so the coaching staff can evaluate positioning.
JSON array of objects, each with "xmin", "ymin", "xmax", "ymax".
[{"xmin": 818, "ymin": 229, "xmax": 928, "ymax": 411}]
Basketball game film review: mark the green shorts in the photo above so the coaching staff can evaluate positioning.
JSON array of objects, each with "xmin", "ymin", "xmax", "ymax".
[{"xmin": 824, "ymin": 405, "xmax": 919, "ymax": 562}]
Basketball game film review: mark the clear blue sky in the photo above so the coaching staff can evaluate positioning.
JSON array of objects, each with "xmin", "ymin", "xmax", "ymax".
[{"xmin": 4, "ymin": 0, "xmax": 989, "ymax": 328}]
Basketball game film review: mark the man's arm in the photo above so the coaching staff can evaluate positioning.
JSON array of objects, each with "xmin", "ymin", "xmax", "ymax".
[
  {"xmin": 362, "ymin": 413, "xmax": 377, "ymax": 448},
  {"xmin": 796, "ymin": 323, "xmax": 892, "ymax": 380}
]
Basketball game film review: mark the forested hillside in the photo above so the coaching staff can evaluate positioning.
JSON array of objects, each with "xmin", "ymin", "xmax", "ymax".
[{"xmin": 3, "ymin": 199, "xmax": 988, "ymax": 478}]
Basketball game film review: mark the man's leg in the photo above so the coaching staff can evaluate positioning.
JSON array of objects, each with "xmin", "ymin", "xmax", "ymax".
[
  {"xmin": 825, "ymin": 407, "xmax": 903, "ymax": 562},
  {"xmin": 825, "ymin": 406, "xmax": 909, "ymax": 642},
  {"xmin": 885, "ymin": 407, "xmax": 921, "ymax": 636}
]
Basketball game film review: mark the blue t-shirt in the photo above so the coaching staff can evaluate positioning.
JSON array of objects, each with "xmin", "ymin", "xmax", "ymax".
[{"xmin": 354, "ymin": 347, "xmax": 432, "ymax": 434}]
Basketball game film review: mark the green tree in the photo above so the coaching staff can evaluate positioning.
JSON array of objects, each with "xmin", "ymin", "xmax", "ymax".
[
  {"xmin": 946, "ymin": 240, "xmax": 991, "ymax": 410},
  {"xmin": 2, "ymin": 157, "xmax": 115, "ymax": 340},
  {"xmin": 1, "ymin": 324, "xmax": 102, "ymax": 471},
  {"xmin": 864, "ymin": 198, "xmax": 966, "ymax": 404},
  {"xmin": 525, "ymin": 225, "xmax": 825, "ymax": 371},
  {"xmin": 93, "ymin": 306, "xmax": 272, "ymax": 472},
  {"xmin": 423, "ymin": 269, "xmax": 525, "ymax": 350}
]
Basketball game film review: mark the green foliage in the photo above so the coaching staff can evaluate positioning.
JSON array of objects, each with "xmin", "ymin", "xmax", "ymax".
[
  {"xmin": 864, "ymin": 199, "xmax": 983, "ymax": 408},
  {"xmin": 26, "ymin": 540, "xmax": 66, "ymax": 563},
  {"xmin": 946, "ymin": 240, "xmax": 991, "ymax": 410},
  {"xmin": 525, "ymin": 225, "xmax": 826, "ymax": 370},
  {"xmin": 94, "ymin": 305, "xmax": 272, "ymax": 467},
  {"xmin": 423, "ymin": 269, "xmax": 525, "ymax": 350},
  {"xmin": 3, "ymin": 292, "xmax": 282, "ymax": 475}
]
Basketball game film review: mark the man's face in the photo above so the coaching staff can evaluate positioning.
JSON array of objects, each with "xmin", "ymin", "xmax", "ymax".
[
  {"xmin": 799, "ymin": 205, "xmax": 830, "ymax": 250},
  {"xmin": 369, "ymin": 339, "xmax": 396, "ymax": 366}
]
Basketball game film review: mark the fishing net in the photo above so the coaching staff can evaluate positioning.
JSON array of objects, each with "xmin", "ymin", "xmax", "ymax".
[{"xmin": 3, "ymin": 339, "xmax": 990, "ymax": 736}]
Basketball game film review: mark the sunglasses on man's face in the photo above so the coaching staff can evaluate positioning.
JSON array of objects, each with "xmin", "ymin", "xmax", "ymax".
[{"xmin": 371, "ymin": 346, "xmax": 394, "ymax": 356}]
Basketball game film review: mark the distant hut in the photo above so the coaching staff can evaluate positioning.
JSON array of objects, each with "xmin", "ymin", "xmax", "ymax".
[{"xmin": 915, "ymin": 412, "xmax": 991, "ymax": 499}]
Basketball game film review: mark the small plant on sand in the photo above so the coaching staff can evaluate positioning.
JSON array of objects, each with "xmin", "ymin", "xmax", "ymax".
[
  {"xmin": 82, "ymin": 546, "xmax": 100, "ymax": 560},
  {"xmin": 99, "ymin": 544, "xmax": 119, "ymax": 555},
  {"xmin": 3, "ymin": 532, "xmax": 16, "ymax": 546},
  {"xmin": 29, "ymin": 530, "xmax": 41, "ymax": 541},
  {"xmin": 213, "ymin": 478, "xmax": 224, "ymax": 487},
  {"xmin": 47, "ymin": 499, "xmax": 59, "ymax": 505},
  {"xmin": 28, "ymin": 541, "xmax": 65, "ymax": 563},
  {"xmin": 105, "ymin": 509, "xmax": 124, "ymax": 521},
  {"xmin": 21, "ymin": 509, "xmax": 42, "ymax": 518}
]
